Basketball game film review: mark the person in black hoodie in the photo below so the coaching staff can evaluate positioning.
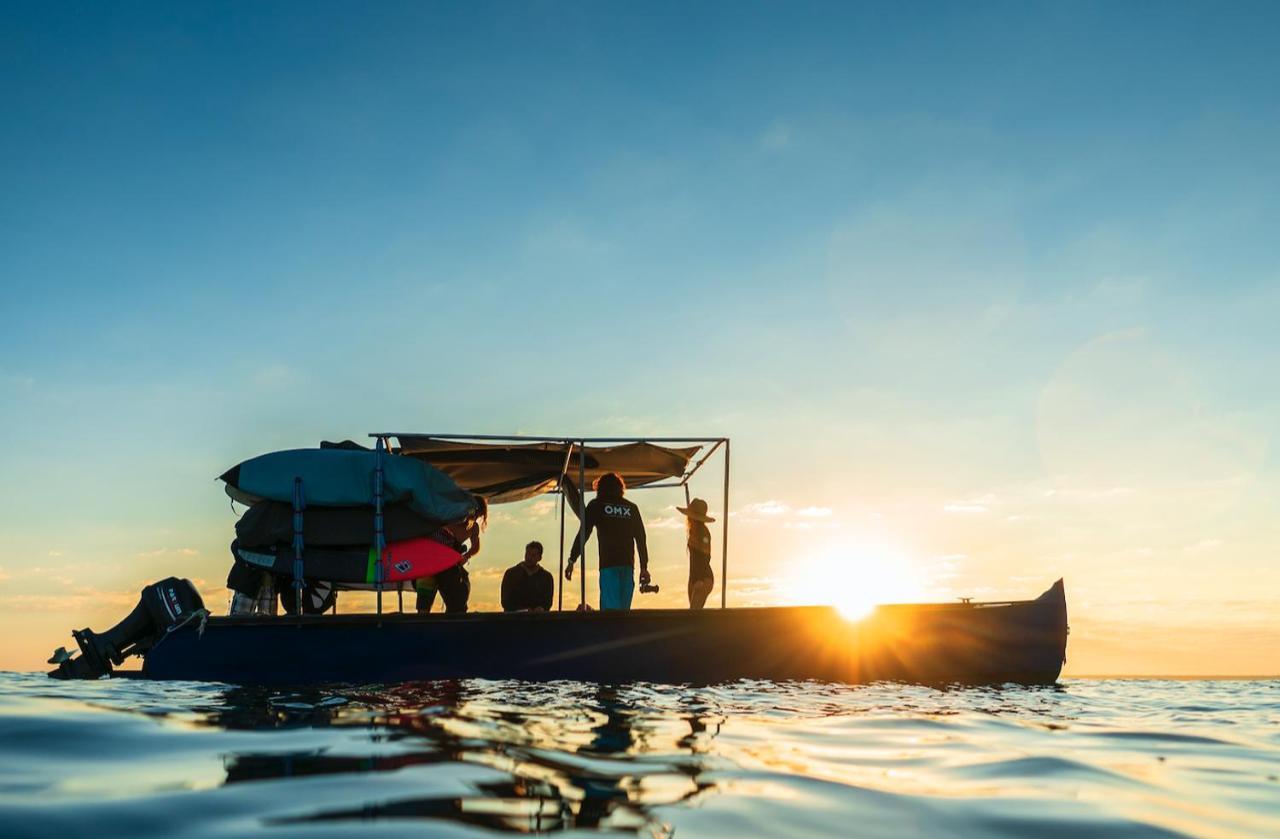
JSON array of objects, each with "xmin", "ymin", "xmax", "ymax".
[
  {"xmin": 501, "ymin": 541, "xmax": 554, "ymax": 612},
  {"xmin": 565, "ymin": 472, "xmax": 650, "ymax": 610}
]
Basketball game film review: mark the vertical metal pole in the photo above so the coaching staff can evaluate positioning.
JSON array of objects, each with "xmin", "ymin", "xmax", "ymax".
[
  {"xmin": 721, "ymin": 439, "xmax": 730, "ymax": 609},
  {"xmin": 557, "ymin": 441, "xmax": 573, "ymax": 613},
  {"xmin": 684, "ymin": 484, "xmax": 691, "ymax": 505},
  {"xmin": 374, "ymin": 436, "xmax": 386, "ymax": 615},
  {"xmin": 292, "ymin": 477, "xmax": 305, "ymax": 616},
  {"xmin": 578, "ymin": 441, "xmax": 587, "ymax": 608},
  {"xmin": 558, "ymin": 486, "xmax": 566, "ymax": 611}
]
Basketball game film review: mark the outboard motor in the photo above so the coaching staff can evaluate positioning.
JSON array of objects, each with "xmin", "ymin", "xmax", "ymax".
[{"xmin": 47, "ymin": 577, "xmax": 205, "ymax": 680}]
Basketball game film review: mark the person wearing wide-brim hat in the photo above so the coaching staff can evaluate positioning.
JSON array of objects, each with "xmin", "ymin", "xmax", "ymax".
[{"xmin": 677, "ymin": 498, "xmax": 716, "ymax": 609}]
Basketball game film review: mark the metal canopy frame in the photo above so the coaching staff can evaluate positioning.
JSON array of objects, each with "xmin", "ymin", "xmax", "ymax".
[{"xmin": 369, "ymin": 433, "xmax": 731, "ymax": 612}]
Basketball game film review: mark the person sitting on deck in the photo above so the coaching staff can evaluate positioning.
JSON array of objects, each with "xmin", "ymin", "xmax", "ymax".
[
  {"xmin": 565, "ymin": 472, "xmax": 651, "ymax": 610},
  {"xmin": 501, "ymin": 541, "xmax": 554, "ymax": 612},
  {"xmin": 677, "ymin": 497, "xmax": 716, "ymax": 609}
]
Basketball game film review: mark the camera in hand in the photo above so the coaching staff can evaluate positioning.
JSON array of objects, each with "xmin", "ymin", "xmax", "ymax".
[{"xmin": 639, "ymin": 583, "xmax": 660, "ymax": 594}]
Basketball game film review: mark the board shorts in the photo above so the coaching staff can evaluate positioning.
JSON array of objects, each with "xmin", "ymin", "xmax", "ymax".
[{"xmin": 599, "ymin": 566, "xmax": 634, "ymax": 611}]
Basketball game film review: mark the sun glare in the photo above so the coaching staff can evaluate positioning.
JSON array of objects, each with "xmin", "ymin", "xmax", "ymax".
[{"xmin": 783, "ymin": 539, "xmax": 924, "ymax": 621}]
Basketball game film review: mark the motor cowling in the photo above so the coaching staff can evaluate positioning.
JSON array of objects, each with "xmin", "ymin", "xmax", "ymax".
[{"xmin": 47, "ymin": 577, "xmax": 205, "ymax": 680}]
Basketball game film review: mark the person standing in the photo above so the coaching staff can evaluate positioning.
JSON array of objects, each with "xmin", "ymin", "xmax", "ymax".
[
  {"xmin": 501, "ymin": 541, "xmax": 555, "ymax": 611},
  {"xmin": 677, "ymin": 498, "xmax": 715, "ymax": 609},
  {"xmin": 565, "ymin": 472, "xmax": 650, "ymax": 610},
  {"xmin": 454, "ymin": 496, "xmax": 488, "ymax": 563},
  {"xmin": 417, "ymin": 496, "xmax": 487, "ymax": 614}
]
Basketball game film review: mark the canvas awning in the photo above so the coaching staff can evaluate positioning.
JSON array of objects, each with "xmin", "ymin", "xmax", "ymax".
[{"xmin": 391, "ymin": 436, "xmax": 704, "ymax": 505}]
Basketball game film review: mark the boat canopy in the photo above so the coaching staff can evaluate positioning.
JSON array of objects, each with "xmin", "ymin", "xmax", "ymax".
[
  {"xmin": 390, "ymin": 436, "xmax": 704, "ymax": 504},
  {"xmin": 373, "ymin": 432, "xmax": 731, "ymax": 609}
]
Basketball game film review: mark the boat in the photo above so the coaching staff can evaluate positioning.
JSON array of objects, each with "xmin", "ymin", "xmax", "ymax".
[
  {"xmin": 134, "ymin": 581, "xmax": 1067, "ymax": 685},
  {"xmin": 47, "ymin": 433, "xmax": 1069, "ymax": 686}
]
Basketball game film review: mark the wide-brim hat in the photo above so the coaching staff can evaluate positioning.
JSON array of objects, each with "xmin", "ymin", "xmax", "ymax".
[{"xmin": 676, "ymin": 498, "xmax": 716, "ymax": 523}]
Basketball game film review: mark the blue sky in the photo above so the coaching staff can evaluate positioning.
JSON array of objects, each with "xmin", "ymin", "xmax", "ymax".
[{"xmin": 1, "ymin": 2, "xmax": 1278, "ymax": 672}]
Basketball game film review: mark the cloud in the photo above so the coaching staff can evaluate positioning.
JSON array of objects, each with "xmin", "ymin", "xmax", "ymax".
[
  {"xmin": 136, "ymin": 548, "xmax": 200, "ymax": 558},
  {"xmin": 736, "ymin": 500, "xmax": 791, "ymax": 517},
  {"xmin": 1043, "ymin": 486, "xmax": 1135, "ymax": 500},
  {"xmin": 1, "ymin": 369, "xmax": 35, "ymax": 390},
  {"xmin": 526, "ymin": 500, "xmax": 557, "ymax": 519},
  {"xmin": 0, "ymin": 585, "xmax": 143, "ymax": 613},
  {"xmin": 760, "ymin": 121, "xmax": 792, "ymax": 151},
  {"xmin": 733, "ymin": 500, "xmax": 839, "ymax": 529},
  {"xmin": 943, "ymin": 502, "xmax": 990, "ymax": 514},
  {"xmin": 924, "ymin": 554, "xmax": 965, "ymax": 580},
  {"xmin": 648, "ymin": 515, "xmax": 686, "ymax": 530},
  {"xmin": 523, "ymin": 217, "xmax": 612, "ymax": 258},
  {"xmin": 1184, "ymin": 539, "xmax": 1223, "ymax": 553},
  {"xmin": 944, "ymin": 492, "xmax": 999, "ymax": 514},
  {"xmin": 47, "ymin": 550, "xmax": 64, "ymax": 558},
  {"xmin": 0, "ymin": 566, "xmax": 8, "ymax": 582},
  {"xmin": 251, "ymin": 364, "xmax": 297, "ymax": 389},
  {"xmin": 487, "ymin": 509, "xmax": 519, "ymax": 526}
]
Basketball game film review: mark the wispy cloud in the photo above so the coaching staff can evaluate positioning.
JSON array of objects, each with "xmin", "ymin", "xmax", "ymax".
[
  {"xmin": 733, "ymin": 500, "xmax": 840, "ymax": 530},
  {"xmin": 924, "ymin": 554, "xmax": 965, "ymax": 580},
  {"xmin": 735, "ymin": 500, "xmax": 791, "ymax": 517},
  {"xmin": 523, "ymin": 216, "xmax": 612, "ymax": 258},
  {"xmin": 487, "ymin": 508, "xmax": 519, "ymax": 526},
  {"xmin": 0, "ymin": 585, "xmax": 143, "ymax": 613},
  {"xmin": 759, "ymin": 121, "xmax": 792, "ymax": 151},
  {"xmin": 1184, "ymin": 538, "xmax": 1223, "ymax": 553},
  {"xmin": 944, "ymin": 502, "xmax": 990, "ymax": 514},
  {"xmin": 136, "ymin": 547, "xmax": 200, "ymax": 558},
  {"xmin": 1, "ymin": 369, "xmax": 35, "ymax": 390},
  {"xmin": 943, "ymin": 492, "xmax": 998, "ymax": 514},
  {"xmin": 1044, "ymin": 486, "xmax": 1135, "ymax": 500},
  {"xmin": 250, "ymin": 364, "xmax": 296, "ymax": 389},
  {"xmin": 526, "ymin": 500, "xmax": 557, "ymax": 519}
]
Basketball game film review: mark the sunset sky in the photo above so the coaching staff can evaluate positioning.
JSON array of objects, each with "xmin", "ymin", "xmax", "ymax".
[{"xmin": 2, "ymin": 3, "xmax": 1277, "ymax": 674}]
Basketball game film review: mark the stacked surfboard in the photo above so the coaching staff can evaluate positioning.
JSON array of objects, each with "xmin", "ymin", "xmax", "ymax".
[{"xmin": 221, "ymin": 446, "xmax": 477, "ymax": 590}]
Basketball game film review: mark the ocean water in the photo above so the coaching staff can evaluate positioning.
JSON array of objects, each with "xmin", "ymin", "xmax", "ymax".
[{"xmin": 0, "ymin": 674, "xmax": 1276, "ymax": 838}]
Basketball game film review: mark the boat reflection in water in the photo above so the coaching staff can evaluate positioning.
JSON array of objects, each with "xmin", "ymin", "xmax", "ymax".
[
  {"xmin": 208, "ymin": 681, "xmax": 720, "ymax": 835},
  {"xmin": 6, "ymin": 673, "xmax": 1270, "ymax": 838}
]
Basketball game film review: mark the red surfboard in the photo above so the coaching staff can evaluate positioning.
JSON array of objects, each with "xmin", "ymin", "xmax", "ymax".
[{"xmin": 373, "ymin": 537, "xmax": 465, "ymax": 583}]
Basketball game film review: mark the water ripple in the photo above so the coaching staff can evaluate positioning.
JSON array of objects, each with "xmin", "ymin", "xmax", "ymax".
[{"xmin": 0, "ymin": 674, "xmax": 1276, "ymax": 837}]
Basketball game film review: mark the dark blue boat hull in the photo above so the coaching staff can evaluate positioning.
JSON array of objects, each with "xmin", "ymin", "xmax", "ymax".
[{"xmin": 138, "ymin": 581, "xmax": 1068, "ymax": 686}]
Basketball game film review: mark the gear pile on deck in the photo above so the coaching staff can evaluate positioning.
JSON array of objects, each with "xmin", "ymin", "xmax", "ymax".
[
  {"xmin": 224, "ymin": 442, "xmax": 481, "ymax": 613},
  {"xmin": 49, "ymin": 441, "xmax": 484, "ymax": 678}
]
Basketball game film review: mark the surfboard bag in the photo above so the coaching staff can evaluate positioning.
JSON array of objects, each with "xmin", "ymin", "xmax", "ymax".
[
  {"xmin": 47, "ymin": 577, "xmax": 206, "ymax": 680},
  {"xmin": 234, "ymin": 499, "xmax": 443, "ymax": 548},
  {"xmin": 219, "ymin": 448, "xmax": 477, "ymax": 524},
  {"xmin": 232, "ymin": 536, "xmax": 465, "ymax": 585}
]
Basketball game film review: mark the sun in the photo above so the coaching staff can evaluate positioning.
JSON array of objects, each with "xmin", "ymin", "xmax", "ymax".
[{"xmin": 782, "ymin": 538, "xmax": 923, "ymax": 621}]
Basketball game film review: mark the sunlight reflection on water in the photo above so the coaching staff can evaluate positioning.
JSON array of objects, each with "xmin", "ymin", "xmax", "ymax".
[{"xmin": 0, "ymin": 674, "xmax": 1276, "ymax": 837}]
